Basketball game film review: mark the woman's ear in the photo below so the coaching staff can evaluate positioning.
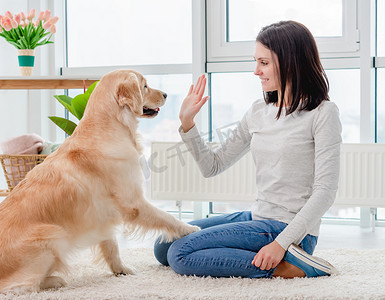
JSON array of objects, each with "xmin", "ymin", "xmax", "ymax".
[{"xmin": 116, "ymin": 73, "xmax": 143, "ymax": 115}]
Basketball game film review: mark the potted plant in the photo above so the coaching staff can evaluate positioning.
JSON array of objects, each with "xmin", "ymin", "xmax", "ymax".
[
  {"xmin": 0, "ymin": 9, "xmax": 58, "ymax": 75},
  {"xmin": 49, "ymin": 81, "xmax": 99, "ymax": 136}
]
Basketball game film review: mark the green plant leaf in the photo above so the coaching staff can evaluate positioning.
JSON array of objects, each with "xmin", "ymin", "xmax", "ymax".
[
  {"xmin": 54, "ymin": 94, "xmax": 72, "ymax": 108},
  {"xmin": 71, "ymin": 81, "xmax": 99, "ymax": 120},
  {"xmin": 20, "ymin": 36, "xmax": 28, "ymax": 49},
  {"xmin": 50, "ymin": 81, "xmax": 99, "ymax": 135},
  {"xmin": 48, "ymin": 116, "xmax": 77, "ymax": 136},
  {"xmin": 71, "ymin": 94, "xmax": 88, "ymax": 120},
  {"xmin": 8, "ymin": 41, "xmax": 21, "ymax": 49},
  {"xmin": 53, "ymin": 94, "xmax": 81, "ymax": 119},
  {"xmin": 85, "ymin": 81, "xmax": 98, "ymax": 98}
]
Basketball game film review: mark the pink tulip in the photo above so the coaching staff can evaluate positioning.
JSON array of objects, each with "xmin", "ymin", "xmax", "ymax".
[
  {"xmin": 27, "ymin": 9, "xmax": 36, "ymax": 20},
  {"xmin": 43, "ymin": 10, "xmax": 51, "ymax": 22},
  {"xmin": 49, "ymin": 16, "xmax": 59, "ymax": 25},
  {"xmin": 24, "ymin": 19, "xmax": 29, "ymax": 26},
  {"xmin": 50, "ymin": 24, "xmax": 56, "ymax": 34},
  {"xmin": 42, "ymin": 20, "xmax": 51, "ymax": 30},
  {"xmin": 3, "ymin": 22, "xmax": 11, "ymax": 31},
  {"xmin": 5, "ymin": 11, "xmax": 13, "ymax": 19},
  {"xmin": 11, "ymin": 19, "xmax": 18, "ymax": 28},
  {"xmin": 20, "ymin": 12, "xmax": 26, "ymax": 21},
  {"xmin": 38, "ymin": 11, "xmax": 44, "ymax": 21},
  {"xmin": 15, "ymin": 14, "xmax": 21, "ymax": 24},
  {"xmin": 0, "ymin": 27, "xmax": 2, "ymax": 33},
  {"xmin": 1, "ymin": 17, "xmax": 11, "ymax": 28}
]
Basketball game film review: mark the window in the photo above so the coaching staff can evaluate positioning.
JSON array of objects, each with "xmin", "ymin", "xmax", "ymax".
[
  {"xmin": 207, "ymin": 0, "xmax": 359, "ymax": 63},
  {"xmin": 228, "ymin": 0, "xmax": 343, "ymax": 42},
  {"xmin": 65, "ymin": 0, "xmax": 194, "ymax": 213},
  {"xmin": 137, "ymin": 74, "xmax": 192, "ymax": 151},
  {"xmin": 65, "ymin": 0, "xmax": 193, "ymax": 144},
  {"xmin": 378, "ymin": 208, "xmax": 385, "ymax": 221},
  {"xmin": 61, "ymin": 0, "xmax": 384, "ymax": 226},
  {"xmin": 210, "ymin": 69, "xmax": 360, "ymax": 143},
  {"xmin": 66, "ymin": 0, "xmax": 192, "ymax": 67},
  {"xmin": 210, "ymin": 72, "xmax": 263, "ymax": 142},
  {"xmin": 326, "ymin": 69, "xmax": 360, "ymax": 143}
]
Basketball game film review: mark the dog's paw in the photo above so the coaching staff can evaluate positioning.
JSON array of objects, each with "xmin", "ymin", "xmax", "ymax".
[
  {"xmin": 180, "ymin": 224, "xmax": 201, "ymax": 236},
  {"xmin": 113, "ymin": 265, "xmax": 136, "ymax": 276},
  {"xmin": 40, "ymin": 276, "xmax": 67, "ymax": 290}
]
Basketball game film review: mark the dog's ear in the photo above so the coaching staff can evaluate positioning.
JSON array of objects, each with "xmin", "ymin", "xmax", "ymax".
[{"xmin": 116, "ymin": 73, "xmax": 143, "ymax": 115}]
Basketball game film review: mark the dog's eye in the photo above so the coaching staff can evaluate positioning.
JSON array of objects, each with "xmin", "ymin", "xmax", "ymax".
[{"xmin": 144, "ymin": 85, "xmax": 147, "ymax": 89}]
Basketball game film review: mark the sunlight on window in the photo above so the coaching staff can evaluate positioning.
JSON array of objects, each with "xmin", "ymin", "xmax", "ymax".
[
  {"xmin": 210, "ymin": 70, "xmax": 360, "ymax": 143},
  {"xmin": 228, "ymin": 0, "xmax": 342, "ymax": 42},
  {"xmin": 326, "ymin": 69, "xmax": 360, "ymax": 143},
  {"xmin": 66, "ymin": 0, "xmax": 192, "ymax": 67},
  {"xmin": 211, "ymin": 72, "xmax": 263, "ymax": 142}
]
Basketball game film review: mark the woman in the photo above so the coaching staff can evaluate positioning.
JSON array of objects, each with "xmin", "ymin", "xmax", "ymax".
[{"xmin": 154, "ymin": 20, "xmax": 342, "ymax": 279}]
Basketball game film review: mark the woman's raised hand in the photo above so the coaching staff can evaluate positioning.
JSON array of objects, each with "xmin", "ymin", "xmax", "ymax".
[{"xmin": 179, "ymin": 74, "xmax": 209, "ymax": 133}]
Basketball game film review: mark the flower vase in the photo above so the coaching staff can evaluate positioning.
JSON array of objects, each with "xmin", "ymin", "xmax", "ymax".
[{"xmin": 17, "ymin": 49, "xmax": 35, "ymax": 76}]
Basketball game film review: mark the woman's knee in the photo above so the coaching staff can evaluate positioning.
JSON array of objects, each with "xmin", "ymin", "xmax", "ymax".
[
  {"xmin": 166, "ymin": 238, "xmax": 189, "ymax": 275},
  {"xmin": 153, "ymin": 235, "xmax": 173, "ymax": 266}
]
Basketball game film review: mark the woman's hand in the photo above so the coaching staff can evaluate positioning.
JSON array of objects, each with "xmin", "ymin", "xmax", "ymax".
[
  {"xmin": 179, "ymin": 74, "xmax": 209, "ymax": 133},
  {"xmin": 252, "ymin": 240, "xmax": 286, "ymax": 270}
]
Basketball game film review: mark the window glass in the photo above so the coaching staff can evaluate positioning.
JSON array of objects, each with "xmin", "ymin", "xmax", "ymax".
[
  {"xmin": 66, "ymin": 0, "xmax": 192, "ymax": 67},
  {"xmin": 211, "ymin": 70, "xmax": 360, "ymax": 143},
  {"xmin": 228, "ymin": 0, "xmax": 343, "ymax": 42},
  {"xmin": 378, "ymin": 69, "xmax": 385, "ymax": 143},
  {"xmin": 68, "ymin": 74, "xmax": 191, "ymax": 149},
  {"xmin": 326, "ymin": 69, "xmax": 360, "ymax": 143},
  {"xmin": 139, "ymin": 74, "xmax": 192, "ymax": 211},
  {"xmin": 377, "ymin": 208, "xmax": 385, "ymax": 221},
  {"xmin": 378, "ymin": 0, "xmax": 385, "ymax": 56},
  {"xmin": 138, "ymin": 74, "xmax": 192, "ymax": 148},
  {"xmin": 325, "ymin": 69, "xmax": 363, "ymax": 220},
  {"xmin": 210, "ymin": 72, "xmax": 263, "ymax": 142}
]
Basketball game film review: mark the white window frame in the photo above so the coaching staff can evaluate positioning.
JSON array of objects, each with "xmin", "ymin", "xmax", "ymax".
[
  {"xmin": 376, "ymin": 57, "xmax": 385, "ymax": 68},
  {"xmin": 206, "ymin": 0, "xmax": 360, "ymax": 64}
]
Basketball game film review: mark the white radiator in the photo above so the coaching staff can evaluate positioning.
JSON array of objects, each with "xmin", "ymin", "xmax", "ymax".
[{"xmin": 150, "ymin": 142, "xmax": 385, "ymax": 208}]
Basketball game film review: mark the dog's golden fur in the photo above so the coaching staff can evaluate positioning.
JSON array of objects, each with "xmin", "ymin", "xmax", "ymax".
[{"xmin": 0, "ymin": 70, "xmax": 199, "ymax": 292}]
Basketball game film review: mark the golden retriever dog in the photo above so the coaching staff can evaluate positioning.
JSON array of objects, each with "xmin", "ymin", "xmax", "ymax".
[{"xmin": 0, "ymin": 70, "xmax": 199, "ymax": 292}]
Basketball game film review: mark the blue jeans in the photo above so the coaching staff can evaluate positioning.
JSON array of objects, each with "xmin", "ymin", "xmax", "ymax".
[{"xmin": 154, "ymin": 211, "xmax": 318, "ymax": 278}]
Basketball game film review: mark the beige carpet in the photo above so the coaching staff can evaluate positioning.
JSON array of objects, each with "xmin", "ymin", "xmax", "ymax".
[{"xmin": 1, "ymin": 248, "xmax": 384, "ymax": 300}]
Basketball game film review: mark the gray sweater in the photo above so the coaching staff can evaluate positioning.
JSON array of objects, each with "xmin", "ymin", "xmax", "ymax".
[{"xmin": 179, "ymin": 99, "xmax": 342, "ymax": 250}]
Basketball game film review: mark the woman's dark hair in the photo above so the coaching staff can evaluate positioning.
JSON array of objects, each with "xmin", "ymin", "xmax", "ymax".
[{"xmin": 256, "ymin": 20, "xmax": 329, "ymax": 118}]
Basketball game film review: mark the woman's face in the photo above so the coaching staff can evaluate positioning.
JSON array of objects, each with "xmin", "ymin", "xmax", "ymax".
[{"xmin": 253, "ymin": 42, "xmax": 280, "ymax": 92}]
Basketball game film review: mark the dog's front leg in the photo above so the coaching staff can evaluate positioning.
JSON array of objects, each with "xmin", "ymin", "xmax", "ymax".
[{"xmin": 98, "ymin": 239, "xmax": 135, "ymax": 275}]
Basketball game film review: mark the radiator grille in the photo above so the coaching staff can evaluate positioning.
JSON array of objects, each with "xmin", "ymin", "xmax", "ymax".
[{"xmin": 151, "ymin": 142, "xmax": 385, "ymax": 207}]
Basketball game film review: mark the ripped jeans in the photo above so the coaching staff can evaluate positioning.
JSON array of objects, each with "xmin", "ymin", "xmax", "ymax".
[{"xmin": 154, "ymin": 211, "xmax": 318, "ymax": 278}]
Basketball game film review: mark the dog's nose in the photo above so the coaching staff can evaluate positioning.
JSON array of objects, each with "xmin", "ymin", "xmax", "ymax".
[{"xmin": 163, "ymin": 92, "xmax": 167, "ymax": 99}]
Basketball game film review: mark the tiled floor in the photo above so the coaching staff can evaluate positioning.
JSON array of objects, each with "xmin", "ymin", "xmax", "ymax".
[{"xmin": 317, "ymin": 223, "xmax": 385, "ymax": 249}]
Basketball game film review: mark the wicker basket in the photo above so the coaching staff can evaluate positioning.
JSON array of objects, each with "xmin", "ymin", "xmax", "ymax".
[{"xmin": 0, "ymin": 154, "xmax": 48, "ymax": 195}]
